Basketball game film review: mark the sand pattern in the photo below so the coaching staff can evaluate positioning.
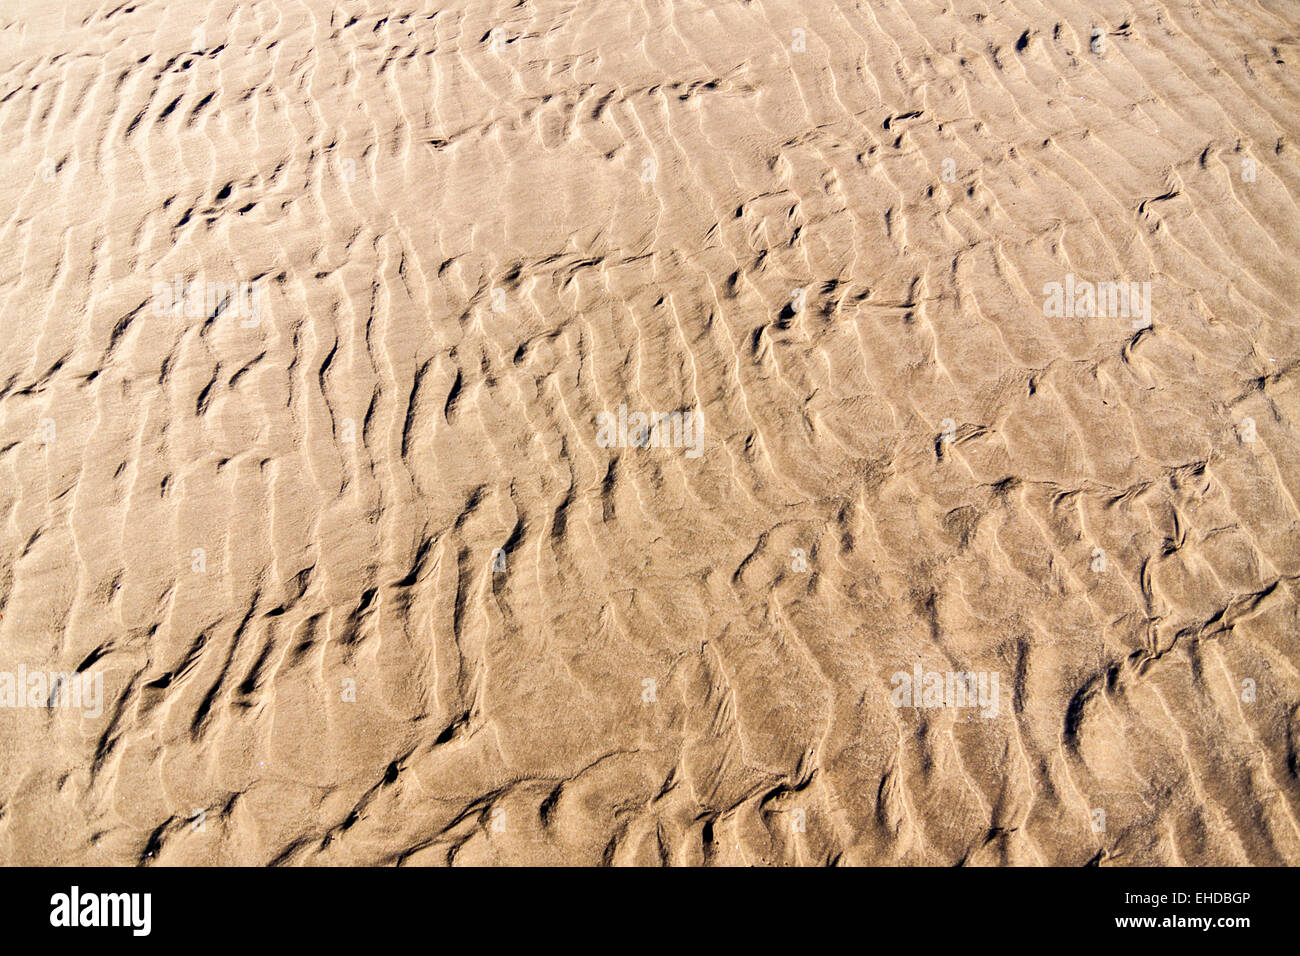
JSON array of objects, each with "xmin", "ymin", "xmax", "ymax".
[{"xmin": 1, "ymin": 0, "xmax": 1298, "ymax": 865}]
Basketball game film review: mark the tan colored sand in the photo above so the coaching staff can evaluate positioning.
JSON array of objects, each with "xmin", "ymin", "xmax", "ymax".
[{"xmin": 0, "ymin": 0, "xmax": 1298, "ymax": 865}]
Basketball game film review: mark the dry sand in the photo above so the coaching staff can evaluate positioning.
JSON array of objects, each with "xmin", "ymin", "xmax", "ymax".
[{"xmin": 0, "ymin": 0, "xmax": 1299, "ymax": 866}]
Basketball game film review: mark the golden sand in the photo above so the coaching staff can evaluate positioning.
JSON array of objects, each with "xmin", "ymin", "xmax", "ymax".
[{"xmin": 0, "ymin": 0, "xmax": 1298, "ymax": 865}]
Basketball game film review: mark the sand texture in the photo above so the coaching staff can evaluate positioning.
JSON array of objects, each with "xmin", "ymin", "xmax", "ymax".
[{"xmin": 1, "ymin": 0, "xmax": 1299, "ymax": 866}]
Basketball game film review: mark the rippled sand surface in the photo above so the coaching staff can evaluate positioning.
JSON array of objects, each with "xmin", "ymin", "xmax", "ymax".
[{"xmin": 1, "ymin": 0, "xmax": 1299, "ymax": 865}]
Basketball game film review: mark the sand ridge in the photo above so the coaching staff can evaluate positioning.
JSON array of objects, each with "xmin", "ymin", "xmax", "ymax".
[{"xmin": 0, "ymin": 0, "xmax": 1298, "ymax": 865}]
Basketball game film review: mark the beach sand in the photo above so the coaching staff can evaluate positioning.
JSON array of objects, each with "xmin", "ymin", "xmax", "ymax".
[{"xmin": 0, "ymin": 0, "xmax": 1298, "ymax": 865}]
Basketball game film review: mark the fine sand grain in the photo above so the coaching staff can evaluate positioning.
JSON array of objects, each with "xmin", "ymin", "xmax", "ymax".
[{"xmin": 1, "ymin": 0, "xmax": 1299, "ymax": 865}]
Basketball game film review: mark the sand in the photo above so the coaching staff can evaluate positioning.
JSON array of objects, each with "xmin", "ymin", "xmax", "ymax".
[{"xmin": 0, "ymin": 0, "xmax": 1298, "ymax": 866}]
